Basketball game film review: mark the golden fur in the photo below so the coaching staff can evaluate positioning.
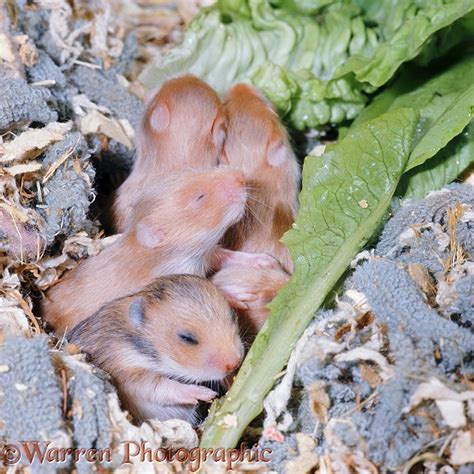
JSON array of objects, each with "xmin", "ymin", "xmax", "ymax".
[
  {"xmin": 41, "ymin": 168, "xmax": 246, "ymax": 336},
  {"xmin": 69, "ymin": 275, "xmax": 243, "ymax": 423},
  {"xmin": 213, "ymin": 84, "xmax": 300, "ymax": 330},
  {"xmin": 113, "ymin": 75, "xmax": 226, "ymax": 231}
]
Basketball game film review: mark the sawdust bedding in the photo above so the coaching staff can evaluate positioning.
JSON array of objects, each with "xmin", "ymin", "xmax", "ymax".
[{"xmin": 0, "ymin": 1, "xmax": 473, "ymax": 472}]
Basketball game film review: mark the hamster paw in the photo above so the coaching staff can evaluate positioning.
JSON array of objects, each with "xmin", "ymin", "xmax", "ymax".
[
  {"xmin": 181, "ymin": 385, "xmax": 218, "ymax": 404},
  {"xmin": 215, "ymin": 248, "xmax": 281, "ymax": 271},
  {"xmin": 251, "ymin": 254, "xmax": 281, "ymax": 270},
  {"xmin": 217, "ymin": 285, "xmax": 260, "ymax": 310}
]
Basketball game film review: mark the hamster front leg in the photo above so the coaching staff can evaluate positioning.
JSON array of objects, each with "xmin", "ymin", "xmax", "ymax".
[{"xmin": 119, "ymin": 369, "xmax": 218, "ymax": 421}]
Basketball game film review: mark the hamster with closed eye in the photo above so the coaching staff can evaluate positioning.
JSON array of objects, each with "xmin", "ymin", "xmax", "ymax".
[
  {"xmin": 214, "ymin": 84, "xmax": 300, "ymax": 330},
  {"xmin": 41, "ymin": 167, "xmax": 247, "ymax": 336},
  {"xmin": 113, "ymin": 75, "xmax": 226, "ymax": 232},
  {"xmin": 68, "ymin": 275, "xmax": 244, "ymax": 424},
  {"xmin": 220, "ymin": 83, "xmax": 300, "ymax": 273}
]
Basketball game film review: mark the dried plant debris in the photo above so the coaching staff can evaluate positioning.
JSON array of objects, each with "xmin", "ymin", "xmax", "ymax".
[
  {"xmin": 0, "ymin": 0, "xmax": 150, "ymax": 255},
  {"xmin": 0, "ymin": 333, "xmax": 198, "ymax": 471},
  {"xmin": 259, "ymin": 184, "xmax": 474, "ymax": 472},
  {"xmin": 27, "ymin": 50, "xmax": 67, "ymax": 87},
  {"xmin": 39, "ymin": 132, "xmax": 96, "ymax": 244},
  {"xmin": 108, "ymin": 0, "xmax": 208, "ymax": 77},
  {"xmin": 0, "ymin": 1, "xmax": 207, "ymax": 469},
  {"xmin": 70, "ymin": 65, "xmax": 142, "ymax": 128},
  {"xmin": 0, "ymin": 174, "xmax": 46, "ymax": 262},
  {"xmin": 0, "ymin": 338, "xmax": 68, "ymax": 458}
]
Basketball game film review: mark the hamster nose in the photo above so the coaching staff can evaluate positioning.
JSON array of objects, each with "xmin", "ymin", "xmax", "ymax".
[
  {"xmin": 222, "ymin": 171, "xmax": 246, "ymax": 203},
  {"xmin": 224, "ymin": 354, "xmax": 242, "ymax": 374},
  {"xmin": 231, "ymin": 171, "xmax": 246, "ymax": 188}
]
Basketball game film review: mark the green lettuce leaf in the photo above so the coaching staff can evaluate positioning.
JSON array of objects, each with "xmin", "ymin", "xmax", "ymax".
[
  {"xmin": 396, "ymin": 121, "xmax": 474, "ymax": 199},
  {"xmin": 414, "ymin": 11, "xmax": 474, "ymax": 66},
  {"xmin": 353, "ymin": 54, "xmax": 474, "ymax": 171},
  {"xmin": 251, "ymin": 64, "xmax": 369, "ymax": 128},
  {"xmin": 200, "ymin": 107, "xmax": 418, "ymax": 448},
  {"xmin": 337, "ymin": 0, "xmax": 474, "ymax": 87},
  {"xmin": 139, "ymin": 0, "xmax": 473, "ymax": 129},
  {"xmin": 408, "ymin": 85, "xmax": 474, "ymax": 170},
  {"xmin": 270, "ymin": 0, "xmax": 335, "ymax": 15}
]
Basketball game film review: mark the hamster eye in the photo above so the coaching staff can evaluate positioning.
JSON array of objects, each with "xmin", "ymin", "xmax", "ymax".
[
  {"xmin": 178, "ymin": 331, "xmax": 198, "ymax": 345},
  {"xmin": 195, "ymin": 193, "xmax": 206, "ymax": 202}
]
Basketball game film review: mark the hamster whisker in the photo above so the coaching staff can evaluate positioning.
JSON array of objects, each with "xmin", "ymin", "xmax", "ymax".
[
  {"xmin": 238, "ymin": 326, "xmax": 253, "ymax": 348},
  {"xmin": 246, "ymin": 195, "xmax": 273, "ymax": 210},
  {"xmin": 245, "ymin": 203, "xmax": 266, "ymax": 228},
  {"xmin": 164, "ymin": 371, "xmax": 200, "ymax": 385},
  {"xmin": 246, "ymin": 190, "xmax": 271, "ymax": 203}
]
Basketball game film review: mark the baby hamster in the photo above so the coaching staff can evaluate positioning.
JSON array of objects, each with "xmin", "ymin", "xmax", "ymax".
[
  {"xmin": 213, "ymin": 83, "xmax": 300, "ymax": 330},
  {"xmin": 68, "ymin": 274, "xmax": 244, "ymax": 424},
  {"xmin": 113, "ymin": 75, "xmax": 226, "ymax": 231},
  {"xmin": 41, "ymin": 167, "xmax": 247, "ymax": 336},
  {"xmin": 221, "ymin": 83, "xmax": 300, "ymax": 273}
]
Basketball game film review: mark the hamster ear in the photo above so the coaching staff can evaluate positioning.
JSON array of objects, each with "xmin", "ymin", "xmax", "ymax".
[
  {"xmin": 129, "ymin": 297, "xmax": 145, "ymax": 328},
  {"xmin": 149, "ymin": 103, "xmax": 170, "ymax": 132},
  {"xmin": 211, "ymin": 114, "xmax": 226, "ymax": 152},
  {"xmin": 135, "ymin": 218, "xmax": 164, "ymax": 249},
  {"xmin": 267, "ymin": 140, "xmax": 288, "ymax": 167}
]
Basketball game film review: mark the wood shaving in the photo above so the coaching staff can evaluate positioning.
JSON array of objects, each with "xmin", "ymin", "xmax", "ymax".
[
  {"xmin": 450, "ymin": 431, "xmax": 474, "ymax": 464},
  {"xmin": 284, "ymin": 433, "xmax": 318, "ymax": 474},
  {"xmin": 307, "ymin": 381, "xmax": 330, "ymax": 423},
  {"xmin": 79, "ymin": 110, "xmax": 134, "ymax": 149},
  {"xmin": 359, "ymin": 363, "xmax": 382, "ymax": 388},
  {"xmin": 0, "ymin": 300, "xmax": 22, "ymax": 335},
  {"xmin": 335, "ymin": 347, "xmax": 394, "ymax": 381},
  {"xmin": 42, "ymin": 137, "xmax": 80, "ymax": 183},
  {"xmin": 404, "ymin": 377, "xmax": 474, "ymax": 429},
  {"xmin": 5, "ymin": 161, "xmax": 43, "ymax": 176},
  {"xmin": 408, "ymin": 263, "xmax": 436, "ymax": 303},
  {"xmin": 308, "ymin": 144, "xmax": 326, "ymax": 157},
  {"xmin": 14, "ymin": 34, "xmax": 39, "ymax": 66},
  {"xmin": 0, "ymin": 32, "xmax": 16, "ymax": 62},
  {"xmin": 0, "ymin": 122, "xmax": 72, "ymax": 163}
]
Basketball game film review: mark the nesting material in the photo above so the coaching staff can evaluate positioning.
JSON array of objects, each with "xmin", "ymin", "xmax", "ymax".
[
  {"xmin": 0, "ymin": 1, "xmax": 201, "ymax": 470},
  {"xmin": 260, "ymin": 184, "xmax": 474, "ymax": 472}
]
